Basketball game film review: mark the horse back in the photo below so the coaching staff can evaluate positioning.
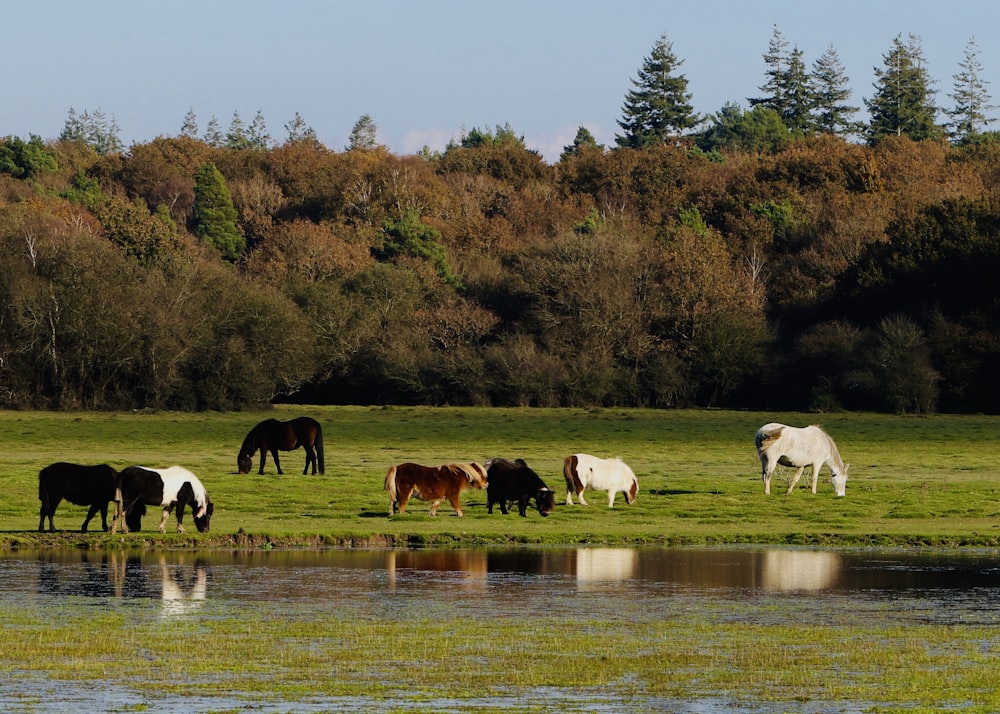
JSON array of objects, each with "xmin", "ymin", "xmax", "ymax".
[
  {"xmin": 39, "ymin": 463, "xmax": 119, "ymax": 505},
  {"xmin": 393, "ymin": 463, "xmax": 471, "ymax": 500}
]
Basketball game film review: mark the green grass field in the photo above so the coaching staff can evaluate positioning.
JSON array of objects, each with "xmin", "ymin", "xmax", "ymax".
[{"xmin": 2, "ymin": 406, "xmax": 999, "ymax": 548}]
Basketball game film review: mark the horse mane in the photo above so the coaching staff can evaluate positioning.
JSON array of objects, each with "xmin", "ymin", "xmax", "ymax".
[{"xmin": 450, "ymin": 462, "xmax": 485, "ymax": 484}]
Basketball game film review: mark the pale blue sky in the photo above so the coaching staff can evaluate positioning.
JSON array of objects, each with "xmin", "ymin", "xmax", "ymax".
[{"xmin": 3, "ymin": 1, "xmax": 998, "ymax": 161}]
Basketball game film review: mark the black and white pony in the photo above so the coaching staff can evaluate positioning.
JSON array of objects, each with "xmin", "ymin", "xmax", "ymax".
[
  {"xmin": 755, "ymin": 423, "xmax": 849, "ymax": 497},
  {"xmin": 115, "ymin": 465, "xmax": 214, "ymax": 534}
]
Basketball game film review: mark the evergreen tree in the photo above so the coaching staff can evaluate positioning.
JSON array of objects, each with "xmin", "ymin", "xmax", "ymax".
[
  {"xmin": 615, "ymin": 33, "xmax": 699, "ymax": 148},
  {"xmin": 192, "ymin": 163, "xmax": 244, "ymax": 260},
  {"xmin": 284, "ymin": 112, "xmax": 319, "ymax": 146},
  {"xmin": 347, "ymin": 114, "xmax": 379, "ymax": 151},
  {"xmin": 947, "ymin": 37, "xmax": 995, "ymax": 143},
  {"xmin": 750, "ymin": 27, "xmax": 815, "ymax": 133},
  {"xmin": 59, "ymin": 107, "xmax": 123, "ymax": 154},
  {"xmin": 181, "ymin": 108, "xmax": 199, "ymax": 139},
  {"xmin": 811, "ymin": 45, "xmax": 859, "ymax": 135},
  {"xmin": 560, "ymin": 126, "xmax": 603, "ymax": 160},
  {"xmin": 248, "ymin": 109, "xmax": 271, "ymax": 149},
  {"xmin": 865, "ymin": 34, "xmax": 942, "ymax": 144},
  {"xmin": 226, "ymin": 111, "xmax": 251, "ymax": 150},
  {"xmin": 204, "ymin": 116, "xmax": 223, "ymax": 147}
]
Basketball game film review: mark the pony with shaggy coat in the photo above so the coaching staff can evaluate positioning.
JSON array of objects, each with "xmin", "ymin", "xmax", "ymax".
[{"xmin": 755, "ymin": 423, "xmax": 849, "ymax": 496}]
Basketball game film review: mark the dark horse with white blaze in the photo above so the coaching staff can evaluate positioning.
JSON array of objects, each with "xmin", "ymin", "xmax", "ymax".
[
  {"xmin": 38, "ymin": 462, "xmax": 122, "ymax": 532},
  {"xmin": 237, "ymin": 416, "xmax": 325, "ymax": 475}
]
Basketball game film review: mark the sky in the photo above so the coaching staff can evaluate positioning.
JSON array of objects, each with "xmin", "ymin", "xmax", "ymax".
[{"xmin": 4, "ymin": 0, "xmax": 999, "ymax": 162}]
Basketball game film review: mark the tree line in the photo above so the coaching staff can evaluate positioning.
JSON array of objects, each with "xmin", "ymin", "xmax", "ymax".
[{"xmin": 2, "ymin": 30, "xmax": 1000, "ymax": 413}]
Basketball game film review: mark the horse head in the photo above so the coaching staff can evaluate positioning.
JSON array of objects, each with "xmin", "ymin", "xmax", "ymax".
[
  {"xmin": 625, "ymin": 475, "xmax": 639, "ymax": 505},
  {"xmin": 237, "ymin": 453, "xmax": 253, "ymax": 474},
  {"xmin": 193, "ymin": 499, "xmax": 214, "ymax": 533},
  {"xmin": 832, "ymin": 465, "xmax": 849, "ymax": 497}
]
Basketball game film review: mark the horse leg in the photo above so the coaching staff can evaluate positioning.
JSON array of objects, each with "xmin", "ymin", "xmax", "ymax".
[
  {"xmin": 429, "ymin": 499, "xmax": 444, "ymax": 517},
  {"xmin": 761, "ymin": 458, "xmax": 771, "ymax": 495},
  {"xmin": 302, "ymin": 444, "xmax": 315, "ymax": 475},
  {"xmin": 786, "ymin": 466, "xmax": 806, "ymax": 494},
  {"xmin": 39, "ymin": 497, "xmax": 59, "ymax": 532},
  {"xmin": 395, "ymin": 487, "xmax": 413, "ymax": 515},
  {"xmin": 257, "ymin": 448, "xmax": 268, "ymax": 475},
  {"xmin": 81, "ymin": 503, "xmax": 101, "ymax": 533},
  {"xmin": 577, "ymin": 489, "xmax": 589, "ymax": 506},
  {"xmin": 810, "ymin": 464, "xmax": 821, "ymax": 494},
  {"xmin": 607, "ymin": 491, "xmax": 617, "ymax": 508},
  {"xmin": 158, "ymin": 508, "xmax": 172, "ymax": 534},
  {"xmin": 271, "ymin": 449, "xmax": 283, "ymax": 475}
]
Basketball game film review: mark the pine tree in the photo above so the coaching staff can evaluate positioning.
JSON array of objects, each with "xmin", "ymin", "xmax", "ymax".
[
  {"xmin": 947, "ymin": 37, "xmax": 995, "ymax": 143},
  {"xmin": 347, "ymin": 114, "xmax": 379, "ymax": 151},
  {"xmin": 865, "ymin": 34, "xmax": 942, "ymax": 144},
  {"xmin": 204, "ymin": 116, "xmax": 223, "ymax": 147},
  {"xmin": 560, "ymin": 126, "xmax": 603, "ymax": 160},
  {"xmin": 750, "ymin": 27, "xmax": 815, "ymax": 134},
  {"xmin": 615, "ymin": 33, "xmax": 699, "ymax": 148},
  {"xmin": 248, "ymin": 109, "xmax": 271, "ymax": 149},
  {"xmin": 192, "ymin": 163, "xmax": 244, "ymax": 261},
  {"xmin": 226, "ymin": 111, "xmax": 250, "ymax": 150},
  {"xmin": 811, "ymin": 45, "xmax": 859, "ymax": 135},
  {"xmin": 181, "ymin": 108, "xmax": 199, "ymax": 139},
  {"xmin": 284, "ymin": 112, "xmax": 319, "ymax": 146}
]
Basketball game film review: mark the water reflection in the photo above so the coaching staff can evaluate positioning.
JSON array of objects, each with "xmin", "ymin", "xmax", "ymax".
[
  {"xmin": 32, "ymin": 551, "xmax": 209, "ymax": 616},
  {"xmin": 3, "ymin": 546, "xmax": 999, "ymax": 602}
]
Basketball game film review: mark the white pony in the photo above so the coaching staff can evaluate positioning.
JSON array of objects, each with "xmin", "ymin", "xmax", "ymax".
[
  {"xmin": 755, "ymin": 423, "xmax": 849, "ymax": 497},
  {"xmin": 563, "ymin": 454, "xmax": 638, "ymax": 507}
]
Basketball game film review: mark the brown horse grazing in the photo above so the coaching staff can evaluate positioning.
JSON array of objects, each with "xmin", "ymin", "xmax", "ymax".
[
  {"xmin": 237, "ymin": 417, "xmax": 325, "ymax": 475},
  {"xmin": 384, "ymin": 462, "xmax": 488, "ymax": 517}
]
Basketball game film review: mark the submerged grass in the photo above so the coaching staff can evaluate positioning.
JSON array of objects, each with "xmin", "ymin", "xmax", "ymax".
[{"xmin": 1, "ymin": 595, "xmax": 998, "ymax": 711}]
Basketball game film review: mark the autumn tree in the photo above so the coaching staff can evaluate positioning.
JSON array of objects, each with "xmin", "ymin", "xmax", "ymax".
[
  {"xmin": 616, "ymin": 33, "xmax": 699, "ymax": 148},
  {"xmin": 192, "ymin": 163, "xmax": 244, "ymax": 260},
  {"xmin": 866, "ymin": 34, "xmax": 942, "ymax": 144}
]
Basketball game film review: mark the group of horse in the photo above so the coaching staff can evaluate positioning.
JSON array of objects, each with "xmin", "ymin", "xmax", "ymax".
[
  {"xmin": 36, "ymin": 416, "xmax": 325, "ymax": 535},
  {"xmin": 35, "ymin": 415, "xmax": 850, "ymax": 534}
]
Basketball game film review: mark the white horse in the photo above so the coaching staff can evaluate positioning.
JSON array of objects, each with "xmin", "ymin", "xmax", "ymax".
[
  {"xmin": 563, "ymin": 454, "xmax": 638, "ymax": 507},
  {"xmin": 755, "ymin": 423, "xmax": 849, "ymax": 497}
]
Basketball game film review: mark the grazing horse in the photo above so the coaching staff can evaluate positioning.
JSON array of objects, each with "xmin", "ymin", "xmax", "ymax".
[
  {"xmin": 237, "ymin": 416, "xmax": 325, "ymax": 476},
  {"xmin": 755, "ymin": 423, "xmax": 849, "ymax": 496},
  {"xmin": 484, "ymin": 457, "xmax": 556, "ymax": 517},
  {"xmin": 115, "ymin": 465, "xmax": 214, "ymax": 534},
  {"xmin": 384, "ymin": 462, "xmax": 488, "ymax": 517},
  {"xmin": 563, "ymin": 454, "xmax": 638, "ymax": 507},
  {"xmin": 38, "ymin": 463, "xmax": 122, "ymax": 533}
]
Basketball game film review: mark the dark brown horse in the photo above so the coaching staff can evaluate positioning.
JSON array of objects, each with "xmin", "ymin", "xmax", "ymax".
[{"xmin": 237, "ymin": 417, "xmax": 325, "ymax": 475}]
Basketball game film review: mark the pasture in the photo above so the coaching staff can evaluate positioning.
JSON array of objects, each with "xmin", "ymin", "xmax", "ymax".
[{"xmin": 1, "ymin": 406, "xmax": 1000, "ymax": 548}]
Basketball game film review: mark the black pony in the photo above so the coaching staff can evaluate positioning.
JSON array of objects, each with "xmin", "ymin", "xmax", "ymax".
[
  {"xmin": 237, "ymin": 416, "xmax": 325, "ymax": 475},
  {"xmin": 38, "ymin": 462, "xmax": 122, "ymax": 533}
]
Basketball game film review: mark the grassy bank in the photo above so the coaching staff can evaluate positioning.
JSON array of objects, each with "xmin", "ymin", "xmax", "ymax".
[{"xmin": 2, "ymin": 406, "xmax": 999, "ymax": 549}]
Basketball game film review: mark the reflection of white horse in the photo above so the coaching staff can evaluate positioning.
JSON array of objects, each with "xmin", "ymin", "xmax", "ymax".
[
  {"xmin": 159, "ymin": 557, "xmax": 207, "ymax": 618},
  {"xmin": 575, "ymin": 548, "xmax": 638, "ymax": 585},
  {"xmin": 761, "ymin": 550, "xmax": 842, "ymax": 591},
  {"xmin": 755, "ymin": 423, "xmax": 849, "ymax": 496}
]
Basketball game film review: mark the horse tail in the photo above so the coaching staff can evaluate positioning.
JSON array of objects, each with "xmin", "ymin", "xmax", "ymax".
[
  {"xmin": 384, "ymin": 465, "xmax": 398, "ymax": 500},
  {"xmin": 314, "ymin": 423, "xmax": 325, "ymax": 475},
  {"xmin": 563, "ymin": 455, "xmax": 584, "ymax": 494}
]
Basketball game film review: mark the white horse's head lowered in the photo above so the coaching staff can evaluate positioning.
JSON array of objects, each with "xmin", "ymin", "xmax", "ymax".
[{"xmin": 831, "ymin": 464, "xmax": 849, "ymax": 497}]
